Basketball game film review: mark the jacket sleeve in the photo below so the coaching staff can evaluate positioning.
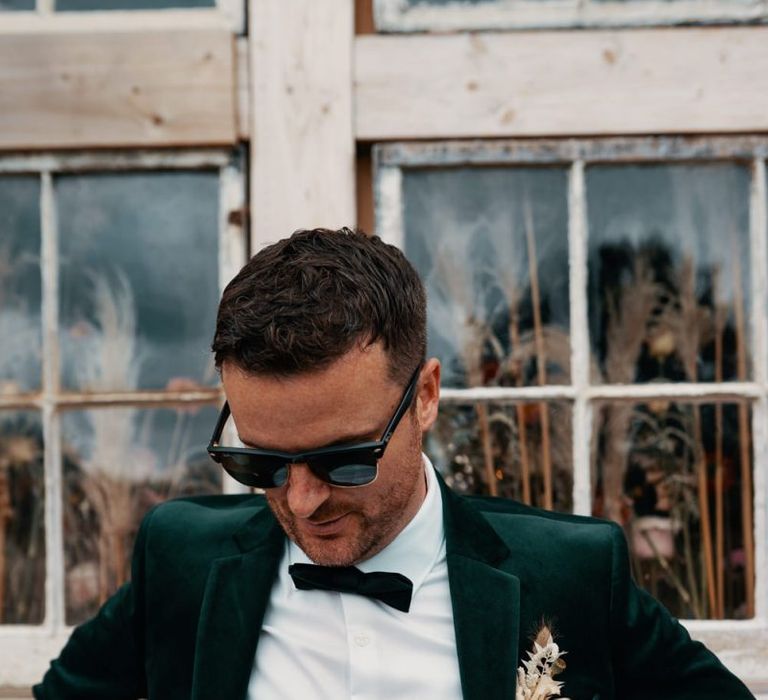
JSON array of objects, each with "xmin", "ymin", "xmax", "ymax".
[
  {"xmin": 608, "ymin": 523, "xmax": 755, "ymax": 700},
  {"xmin": 33, "ymin": 509, "xmax": 153, "ymax": 699}
]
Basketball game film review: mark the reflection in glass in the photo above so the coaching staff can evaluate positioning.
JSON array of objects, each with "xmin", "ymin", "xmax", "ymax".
[
  {"xmin": 587, "ymin": 164, "xmax": 750, "ymax": 385},
  {"xmin": 57, "ymin": 171, "xmax": 219, "ymax": 393},
  {"xmin": 403, "ymin": 167, "xmax": 570, "ymax": 389},
  {"xmin": 56, "ymin": 0, "xmax": 213, "ymax": 9},
  {"xmin": 0, "ymin": 412, "xmax": 45, "ymax": 624},
  {"xmin": 62, "ymin": 404, "xmax": 221, "ymax": 624},
  {"xmin": 0, "ymin": 176, "xmax": 42, "ymax": 395},
  {"xmin": 428, "ymin": 401, "xmax": 572, "ymax": 512},
  {"xmin": 593, "ymin": 399, "xmax": 754, "ymax": 619}
]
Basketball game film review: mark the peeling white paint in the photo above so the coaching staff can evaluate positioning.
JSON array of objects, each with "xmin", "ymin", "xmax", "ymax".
[{"xmin": 374, "ymin": 0, "xmax": 768, "ymax": 33}]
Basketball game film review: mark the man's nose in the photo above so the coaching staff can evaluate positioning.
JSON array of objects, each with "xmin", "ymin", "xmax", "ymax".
[{"xmin": 285, "ymin": 463, "xmax": 331, "ymax": 518}]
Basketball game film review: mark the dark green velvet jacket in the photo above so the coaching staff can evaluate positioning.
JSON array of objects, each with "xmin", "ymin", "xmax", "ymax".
[{"xmin": 35, "ymin": 475, "xmax": 754, "ymax": 700}]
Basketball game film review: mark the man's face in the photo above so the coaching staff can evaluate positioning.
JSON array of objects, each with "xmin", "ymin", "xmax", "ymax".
[{"xmin": 221, "ymin": 344, "xmax": 440, "ymax": 566}]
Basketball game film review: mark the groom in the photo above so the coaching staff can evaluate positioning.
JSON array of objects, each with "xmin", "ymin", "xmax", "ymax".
[{"xmin": 36, "ymin": 228, "xmax": 753, "ymax": 699}]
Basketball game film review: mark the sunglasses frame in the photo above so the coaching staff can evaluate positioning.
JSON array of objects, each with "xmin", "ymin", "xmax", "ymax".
[{"xmin": 207, "ymin": 364, "xmax": 423, "ymax": 489}]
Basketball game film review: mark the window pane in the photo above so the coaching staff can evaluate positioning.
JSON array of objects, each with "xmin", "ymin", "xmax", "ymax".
[
  {"xmin": 0, "ymin": 176, "xmax": 42, "ymax": 395},
  {"xmin": 403, "ymin": 167, "xmax": 570, "ymax": 389},
  {"xmin": 57, "ymin": 171, "xmax": 219, "ymax": 393},
  {"xmin": 428, "ymin": 401, "xmax": 572, "ymax": 512},
  {"xmin": 0, "ymin": 0, "xmax": 35, "ymax": 9},
  {"xmin": 0, "ymin": 411, "xmax": 45, "ymax": 625},
  {"xmin": 56, "ymin": 0, "xmax": 214, "ymax": 9},
  {"xmin": 587, "ymin": 164, "xmax": 750, "ymax": 384},
  {"xmin": 593, "ymin": 399, "xmax": 754, "ymax": 619},
  {"xmin": 62, "ymin": 404, "xmax": 221, "ymax": 624}
]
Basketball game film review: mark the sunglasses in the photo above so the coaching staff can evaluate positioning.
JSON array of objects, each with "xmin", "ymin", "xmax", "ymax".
[{"xmin": 207, "ymin": 365, "xmax": 422, "ymax": 489}]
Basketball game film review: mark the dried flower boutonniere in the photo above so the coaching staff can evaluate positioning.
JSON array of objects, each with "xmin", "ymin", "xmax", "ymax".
[{"xmin": 515, "ymin": 625, "xmax": 570, "ymax": 700}]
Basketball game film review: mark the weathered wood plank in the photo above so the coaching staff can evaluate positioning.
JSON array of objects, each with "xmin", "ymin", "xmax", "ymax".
[
  {"xmin": 0, "ymin": 635, "xmax": 70, "ymax": 687},
  {"xmin": 249, "ymin": 0, "xmax": 355, "ymax": 245},
  {"xmin": 0, "ymin": 29, "xmax": 236, "ymax": 150},
  {"xmin": 355, "ymin": 26, "xmax": 768, "ymax": 140},
  {"xmin": 236, "ymin": 36, "xmax": 250, "ymax": 141},
  {"xmin": 0, "ymin": 9, "xmax": 233, "ymax": 33}
]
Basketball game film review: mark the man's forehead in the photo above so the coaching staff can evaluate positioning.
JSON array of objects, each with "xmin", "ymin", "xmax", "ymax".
[
  {"xmin": 221, "ymin": 348, "xmax": 399, "ymax": 451},
  {"xmin": 220, "ymin": 340, "xmax": 392, "ymax": 383}
]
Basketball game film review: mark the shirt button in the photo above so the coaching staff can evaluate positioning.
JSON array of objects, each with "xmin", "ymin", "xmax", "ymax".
[{"xmin": 354, "ymin": 633, "xmax": 371, "ymax": 647}]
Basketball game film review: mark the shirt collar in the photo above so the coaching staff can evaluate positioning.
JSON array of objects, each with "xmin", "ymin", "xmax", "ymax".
[{"xmin": 288, "ymin": 454, "xmax": 445, "ymax": 597}]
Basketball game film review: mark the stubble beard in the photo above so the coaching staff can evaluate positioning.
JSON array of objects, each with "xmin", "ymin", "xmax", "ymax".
[{"xmin": 268, "ymin": 421, "xmax": 425, "ymax": 567}]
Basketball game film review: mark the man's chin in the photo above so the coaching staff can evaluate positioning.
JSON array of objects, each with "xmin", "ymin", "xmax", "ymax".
[
  {"xmin": 297, "ymin": 539, "xmax": 363, "ymax": 567},
  {"xmin": 292, "ymin": 528, "xmax": 375, "ymax": 567}
]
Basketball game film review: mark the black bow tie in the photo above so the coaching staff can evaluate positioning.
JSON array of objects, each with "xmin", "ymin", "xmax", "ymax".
[{"xmin": 288, "ymin": 563, "xmax": 413, "ymax": 613}]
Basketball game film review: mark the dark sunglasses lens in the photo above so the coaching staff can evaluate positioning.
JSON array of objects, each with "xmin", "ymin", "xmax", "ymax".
[
  {"xmin": 310, "ymin": 451, "xmax": 378, "ymax": 487},
  {"xmin": 328, "ymin": 463, "xmax": 377, "ymax": 486},
  {"xmin": 213, "ymin": 451, "xmax": 285, "ymax": 488}
]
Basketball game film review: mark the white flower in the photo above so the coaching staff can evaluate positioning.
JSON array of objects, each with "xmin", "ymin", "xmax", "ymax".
[{"xmin": 515, "ymin": 626, "xmax": 570, "ymax": 700}]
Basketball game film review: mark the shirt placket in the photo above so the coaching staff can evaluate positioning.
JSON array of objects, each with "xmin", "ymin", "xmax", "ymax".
[{"xmin": 341, "ymin": 594, "xmax": 380, "ymax": 700}]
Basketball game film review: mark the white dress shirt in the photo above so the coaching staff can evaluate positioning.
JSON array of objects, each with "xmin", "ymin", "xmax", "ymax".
[{"xmin": 248, "ymin": 457, "xmax": 463, "ymax": 699}]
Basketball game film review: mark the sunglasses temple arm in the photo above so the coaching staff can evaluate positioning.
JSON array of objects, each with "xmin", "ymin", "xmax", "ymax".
[
  {"xmin": 380, "ymin": 367, "xmax": 421, "ymax": 443},
  {"xmin": 208, "ymin": 401, "xmax": 232, "ymax": 448}
]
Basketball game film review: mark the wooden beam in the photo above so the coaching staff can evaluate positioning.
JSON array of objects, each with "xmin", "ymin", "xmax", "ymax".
[
  {"xmin": 236, "ymin": 37, "xmax": 251, "ymax": 141},
  {"xmin": 0, "ymin": 29, "xmax": 236, "ymax": 150},
  {"xmin": 249, "ymin": 0, "xmax": 355, "ymax": 246},
  {"xmin": 355, "ymin": 26, "xmax": 768, "ymax": 140}
]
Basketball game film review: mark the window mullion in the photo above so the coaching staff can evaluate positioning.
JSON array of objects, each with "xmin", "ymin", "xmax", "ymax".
[
  {"xmin": 750, "ymin": 158, "xmax": 768, "ymax": 620},
  {"xmin": 751, "ymin": 158, "xmax": 768, "ymax": 388},
  {"xmin": 373, "ymin": 164, "xmax": 404, "ymax": 251},
  {"xmin": 568, "ymin": 160, "xmax": 592, "ymax": 516},
  {"xmin": 40, "ymin": 171, "xmax": 64, "ymax": 632},
  {"xmin": 219, "ymin": 156, "xmax": 250, "ymax": 495}
]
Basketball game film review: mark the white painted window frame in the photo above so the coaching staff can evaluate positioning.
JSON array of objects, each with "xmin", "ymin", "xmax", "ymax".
[
  {"xmin": 2, "ymin": 0, "xmax": 244, "ymax": 33},
  {"xmin": 373, "ymin": 135, "xmax": 768, "ymax": 684},
  {"xmin": 374, "ymin": 0, "xmax": 768, "ymax": 32},
  {"xmin": 0, "ymin": 147, "xmax": 248, "ymax": 688}
]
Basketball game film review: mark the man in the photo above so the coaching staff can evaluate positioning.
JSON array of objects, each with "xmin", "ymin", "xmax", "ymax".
[{"xmin": 36, "ymin": 228, "xmax": 753, "ymax": 699}]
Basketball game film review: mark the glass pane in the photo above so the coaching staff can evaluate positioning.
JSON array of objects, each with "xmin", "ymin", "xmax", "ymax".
[
  {"xmin": 0, "ymin": 411, "xmax": 45, "ymax": 625},
  {"xmin": 587, "ymin": 163, "xmax": 750, "ymax": 384},
  {"xmin": 593, "ymin": 399, "xmax": 754, "ymax": 619},
  {"xmin": 62, "ymin": 404, "xmax": 221, "ymax": 624},
  {"xmin": 0, "ymin": 176, "xmax": 42, "ymax": 395},
  {"xmin": 403, "ymin": 167, "xmax": 570, "ymax": 389},
  {"xmin": 57, "ymin": 171, "xmax": 219, "ymax": 393},
  {"xmin": 0, "ymin": 0, "xmax": 35, "ymax": 9},
  {"xmin": 428, "ymin": 401, "xmax": 572, "ymax": 512},
  {"xmin": 56, "ymin": 0, "xmax": 214, "ymax": 9}
]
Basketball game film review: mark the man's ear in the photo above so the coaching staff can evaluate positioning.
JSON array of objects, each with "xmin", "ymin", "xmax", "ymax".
[{"xmin": 416, "ymin": 358, "xmax": 440, "ymax": 432}]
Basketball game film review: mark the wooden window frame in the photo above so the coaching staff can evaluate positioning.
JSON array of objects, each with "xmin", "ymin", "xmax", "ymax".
[
  {"xmin": 2, "ymin": 0, "xmax": 244, "ymax": 33},
  {"xmin": 0, "ymin": 147, "xmax": 248, "ymax": 687},
  {"xmin": 373, "ymin": 134, "xmax": 768, "ymax": 685},
  {"xmin": 373, "ymin": 0, "xmax": 768, "ymax": 32}
]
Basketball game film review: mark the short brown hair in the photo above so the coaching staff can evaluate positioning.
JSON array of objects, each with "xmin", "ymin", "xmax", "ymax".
[{"xmin": 212, "ymin": 228, "xmax": 426, "ymax": 384}]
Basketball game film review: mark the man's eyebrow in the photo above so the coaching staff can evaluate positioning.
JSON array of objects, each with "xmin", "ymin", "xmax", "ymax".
[{"xmin": 239, "ymin": 428, "xmax": 380, "ymax": 452}]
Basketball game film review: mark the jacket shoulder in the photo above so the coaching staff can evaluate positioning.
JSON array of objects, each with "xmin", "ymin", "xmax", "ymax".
[
  {"xmin": 464, "ymin": 492, "xmax": 618, "ymax": 529},
  {"xmin": 461, "ymin": 493, "xmax": 622, "ymax": 555},
  {"xmin": 139, "ymin": 493, "xmax": 271, "ymax": 551}
]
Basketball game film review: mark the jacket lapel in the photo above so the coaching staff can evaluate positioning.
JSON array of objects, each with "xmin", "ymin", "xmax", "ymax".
[
  {"xmin": 191, "ymin": 506, "xmax": 284, "ymax": 700},
  {"xmin": 440, "ymin": 477, "xmax": 521, "ymax": 700}
]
